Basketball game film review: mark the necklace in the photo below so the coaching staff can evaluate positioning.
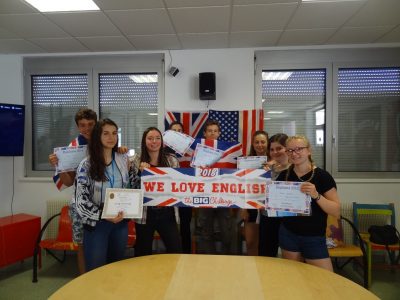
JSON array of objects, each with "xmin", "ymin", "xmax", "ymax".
[{"xmin": 294, "ymin": 166, "xmax": 315, "ymax": 182}]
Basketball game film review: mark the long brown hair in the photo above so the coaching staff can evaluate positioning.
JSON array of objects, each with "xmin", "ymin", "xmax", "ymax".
[
  {"xmin": 249, "ymin": 130, "xmax": 269, "ymax": 156},
  {"xmin": 88, "ymin": 118, "xmax": 118, "ymax": 181},
  {"xmin": 140, "ymin": 127, "xmax": 170, "ymax": 167}
]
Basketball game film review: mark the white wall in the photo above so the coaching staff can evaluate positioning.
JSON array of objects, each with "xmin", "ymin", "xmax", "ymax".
[{"xmin": 0, "ymin": 49, "xmax": 399, "ymax": 227}]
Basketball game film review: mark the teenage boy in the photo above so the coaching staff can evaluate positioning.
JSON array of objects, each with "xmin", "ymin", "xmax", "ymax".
[
  {"xmin": 48, "ymin": 108, "xmax": 97, "ymax": 274},
  {"xmin": 197, "ymin": 120, "xmax": 233, "ymax": 254}
]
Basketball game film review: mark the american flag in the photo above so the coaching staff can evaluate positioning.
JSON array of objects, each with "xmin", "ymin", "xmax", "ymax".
[
  {"xmin": 164, "ymin": 111, "xmax": 208, "ymax": 139},
  {"xmin": 208, "ymin": 109, "xmax": 264, "ymax": 156},
  {"xmin": 178, "ymin": 138, "xmax": 242, "ymax": 168}
]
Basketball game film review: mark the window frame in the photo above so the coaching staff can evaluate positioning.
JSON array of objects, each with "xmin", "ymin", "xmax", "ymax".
[
  {"xmin": 332, "ymin": 61, "xmax": 400, "ymax": 179},
  {"xmin": 255, "ymin": 61, "xmax": 333, "ymax": 173},
  {"xmin": 255, "ymin": 48, "xmax": 400, "ymax": 179},
  {"xmin": 24, "ymin": 54, "xmax": 164, "ymax": 177}
]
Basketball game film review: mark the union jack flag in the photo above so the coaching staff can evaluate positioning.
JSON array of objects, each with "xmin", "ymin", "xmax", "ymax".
[
  {"xmin": 178, "ymin": 138, "xmax": 242, "ymax": 168},
  {"xmin": 208, "ymin": 109, "xmax": 264, "ymax": 156},
  {"xmin": 52, "ymin": 134, "xmax": 87, "ymax": 191},
  {"xmin": 164, "ymin": 111, "xmax": 208, "ymax": 139}
]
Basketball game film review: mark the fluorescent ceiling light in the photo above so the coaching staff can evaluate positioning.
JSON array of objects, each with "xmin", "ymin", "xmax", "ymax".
[
  {"xmin": 263, "ymin": 117, "xmax": 271, "ymax": 120},
  {"xmin": 262, "ymin": 72, "xmax": 293, "ymax": 81},
  {"xmin": 147, "ymin": 113, "xmax": 158, "ymax": 116},
  {"xmin": 267, "ymin": 111, "xmax": 284, "ymax": 114},
  {"xmin": 129, "ymin": 75, "xmax": 158, "ymax": 83},
  {"xmin": 24, "ymin": 0, "xmax": 99, "ymax": 12},
  {"xmin": 302, "ymin": 0, "xmax": 363, "ymax": 2}
]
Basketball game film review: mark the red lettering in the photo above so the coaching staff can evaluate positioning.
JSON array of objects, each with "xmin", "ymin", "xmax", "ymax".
[
  {"xmin": 212, "ymin": 183, "xmax": 219, "ymax": 193},
  {"xmin": 156, "ymin": 182, "xmax": 164, "ymax": 192},
  {"xmin": 220, "ymin": 183, "xmax": 229, "ymax": 193},
  {"xmin": 143, "ymin": 182, "xmax": 156, "ymax": 192},
  {"xmin": 171, "ymin": 182, "xmax": 178, "ymax": 192}
]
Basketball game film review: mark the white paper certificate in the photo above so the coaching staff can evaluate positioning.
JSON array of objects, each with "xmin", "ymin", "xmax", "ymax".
[
  {"xmin": 237, "ymin": 156, "xmax": 268, "ymax": 169},
  {"xmin": 54, "ymin": 145, "xmax": 87, "ymax": 173},
  {"xmin": 163, "ymin": 130, "xmax": 195, "ymax": 155},
  {"xmin": 267, "ymin": 181, "xmax": 311, "ymax": 215},
  {"xmin": 101, "ymin": 188, "xmax": 143, "ymax": 219},
  {"xmin": 190, "ymin": 143, "xmax": 224, "ymax": 167}
]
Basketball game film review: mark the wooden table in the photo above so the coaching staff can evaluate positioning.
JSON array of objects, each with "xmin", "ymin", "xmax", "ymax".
[{"xmin": 50, "ymin": 254, "xmax": 378, "ymax": 300}]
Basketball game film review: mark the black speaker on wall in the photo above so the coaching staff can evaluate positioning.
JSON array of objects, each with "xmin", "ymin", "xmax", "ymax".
[{"xmin": 199, "ymin": 72, "xmax": 216, "ymax": 100}]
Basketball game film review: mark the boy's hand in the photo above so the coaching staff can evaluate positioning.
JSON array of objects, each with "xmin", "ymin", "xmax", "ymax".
[
  {"xmin": 117, "ymin": 146, "xmax": 129, "ymax": 154},
  {"xmin": 49, "ymin": 153, "xmax": 59, "ymax": 167}
]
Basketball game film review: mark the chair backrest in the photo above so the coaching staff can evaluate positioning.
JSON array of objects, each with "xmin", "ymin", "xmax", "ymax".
[
  {"xmin": 127, "ymin": 220, "xmax": 136, "ymax": 247},
  {"xmin": 352, "ymin": 202, "xmax": 396, "ymax": 235},
  {"xmin": 56, "ymin": 206, "xmax": 74, "ymax": 243}
]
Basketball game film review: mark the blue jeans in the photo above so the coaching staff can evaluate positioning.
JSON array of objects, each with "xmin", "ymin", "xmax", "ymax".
[{"xmin": 83, "ymin": 219, "xmax": 128, "ymax": 271}]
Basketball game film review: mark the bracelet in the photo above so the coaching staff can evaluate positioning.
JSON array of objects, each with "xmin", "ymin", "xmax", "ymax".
[{"xmin": 312, "ymin": 193, "xmax": 321, "ymax": 201}]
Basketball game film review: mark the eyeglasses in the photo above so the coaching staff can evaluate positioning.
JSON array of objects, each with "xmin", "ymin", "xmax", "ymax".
[{"xmin": 286, "ymin": 147, "xmax": 307, "ymax": 154}]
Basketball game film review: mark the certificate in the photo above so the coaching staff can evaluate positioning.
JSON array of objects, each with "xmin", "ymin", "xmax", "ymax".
[
  {"xmin": 267, "ymin": 181, "xmax": 311, "ymax": 215},
  {"xmin": 101, "ymin": 188, "xmax": 143, "ymax": 219},
  {"xmin": 163, "ymin": 130, "xmax": 195, "ymax": 155},
  {"xmin": 190, "ymin": 143, "xmax": 224, "ymax": 168},
  {"xmin": 237, "ymin": 156, "xmax": 267, "ymax": 169},
  {"xmin": 54, "ymin": 145, "xmax": 87, "ymax": 173}
]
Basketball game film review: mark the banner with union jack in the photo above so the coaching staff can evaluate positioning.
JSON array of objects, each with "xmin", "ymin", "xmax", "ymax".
[
  {"xmin": 164, "ymin": 109, "xmax": 264, "ymax": 155},
  {"xmin": 141, "ymin": 167, "xmax": 271, "ymax": 208}
]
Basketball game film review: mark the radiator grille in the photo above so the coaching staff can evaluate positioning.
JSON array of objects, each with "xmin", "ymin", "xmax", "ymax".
[{"xmin": 46, "ymin": 199, "xmax": 69, "ymax": 239}]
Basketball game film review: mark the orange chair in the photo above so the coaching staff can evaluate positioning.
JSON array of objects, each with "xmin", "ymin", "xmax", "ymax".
[
  {"xmin": 127, "ymin": 220, "xmax": 136, "ymax": 248},
  {"xmin": 32, "ymin": 205, "xmax": 78, "ymax": 283}
]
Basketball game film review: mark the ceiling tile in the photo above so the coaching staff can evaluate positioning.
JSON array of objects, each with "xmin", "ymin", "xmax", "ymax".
[
  {"xmin": 278, "ymin": 28, "xmax": 336, "ymax": 45},
  {"xmin": 230, "ymin": 30, "xmax": 281, "ymax": 47},
  {"xmin": 94, "ymin": 0, "xmax": 164, "ymax": 10},
  {"xmin": 346, "ymin": 0, "xmax": 400, "ymax": 27},
  {"xmin": 45, "ymin": 11, "xmax": 121, "ymax": 37},
  {"xmin": 165, "ymin": 0, "xmax": 230, "ymax": 7},
  {"xmin": 106, "ymin": 9, "xmax": 175, "ymax": 35},
  {"xmin": 0, "ymin": 27, "xmax": 19, "ymax": 39},
  {"xmin": 28, "ymin": 37, "xmax": 89, "ymax": 52},
  {"xmin": 179, "ymin": 33, "xmax": 228, "ymax": 49},
  {"xmin": 376, "ymin": 25, "xmax": 400, "ymax": 43},
  {"xmin": 77, "ymin": 36, "xmax": 135, "ymax": 51},
  {"xmin": 169, "ymin": 6, "xmax": 230, "ymax": 33},
  {"xmin": 0, "ymin": 14, "xmax": 69, "ymax": 38},
  {"xmin": 287, "ymin": 1, "xmax": 365, "ymax": 30},
  {"xmin": 0, "ymin": 39, "xmax": 44, "ymax": 53},
  {"xmin": 128, "ymin": 34, "xmax": 181, "ymax": 50},
  {"xmin": 232, "ymin": 3, "xmax": 298, "ymax": 31},
  {"xmin": 326, "ymin": 26, "xmax": 396, "ymax": 44},
  {"xmin": 0, "ymin": 0, "xmax": 38, "ymax": 13}
]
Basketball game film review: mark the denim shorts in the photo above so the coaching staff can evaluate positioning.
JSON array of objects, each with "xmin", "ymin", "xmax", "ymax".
[{"xmin": 279, "ymin": 224, "xmax": 329, "ymax": 259}]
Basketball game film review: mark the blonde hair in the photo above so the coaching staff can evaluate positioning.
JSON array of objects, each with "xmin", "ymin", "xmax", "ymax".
[{"xmin": 286, "ymin": 135, "xmax": 314, "ymax": 165}]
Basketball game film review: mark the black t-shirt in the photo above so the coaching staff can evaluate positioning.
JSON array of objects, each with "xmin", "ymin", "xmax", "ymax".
[{"xmin": 276, "ymin": 167, "xmax": 337, "ymax": 236}]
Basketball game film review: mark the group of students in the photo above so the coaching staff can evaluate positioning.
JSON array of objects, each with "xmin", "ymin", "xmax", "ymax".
[{"xmin": 49, "ymin": 107, "xmax": 340, "ymax": 274}]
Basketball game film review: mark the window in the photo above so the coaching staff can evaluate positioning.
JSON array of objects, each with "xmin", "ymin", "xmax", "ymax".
[
  {"xmin": 337, "ymin": 67, "xmax": 400, "ymax": 172},
  {"xmin": 99, "ymin": 73, "xmax": 158, "ymax": 156},
  {"xmin": 24, "ymin": 55, "xmax": 163, "ymax": 177},
  {"xmin": 31, "ymin": 74, "xmax": 88, "ymax": 171},
  {"xmin": 262, "ymin": 69, "xmax": 326, "ymax": 168}
]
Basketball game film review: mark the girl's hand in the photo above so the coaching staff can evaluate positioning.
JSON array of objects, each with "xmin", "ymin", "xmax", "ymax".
[
  {"xmin": 107, "ymin": 211, "xmax": 124, "ymax": 223},
  {"xmin": 300, "ymin": 182, "xmax": 318, "ymax": 199},
  {"xmin": 139, "ymin": 162, "xmax": 151, "ymax": 172}
]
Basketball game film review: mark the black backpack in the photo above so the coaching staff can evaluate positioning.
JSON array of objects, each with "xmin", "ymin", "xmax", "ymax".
[{"xmin": 368, "ymin": 225, "xmax": 400, "ymax": 265}]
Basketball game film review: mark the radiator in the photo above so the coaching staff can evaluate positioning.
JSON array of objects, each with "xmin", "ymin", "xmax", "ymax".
[{"xmin": 46, "ymin": 199, "xmax": 69, "ymax": 239}]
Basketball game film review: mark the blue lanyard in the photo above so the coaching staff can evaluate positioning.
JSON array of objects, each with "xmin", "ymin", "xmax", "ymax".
[{"xmin": 105, "ymin": 159, "xmax": 115, "ymax": 188}]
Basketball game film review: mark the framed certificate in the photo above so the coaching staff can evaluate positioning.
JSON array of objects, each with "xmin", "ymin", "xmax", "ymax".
[{"xmin": 101, "ymin": 188, "xmax": 143, "ymax": 219}]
